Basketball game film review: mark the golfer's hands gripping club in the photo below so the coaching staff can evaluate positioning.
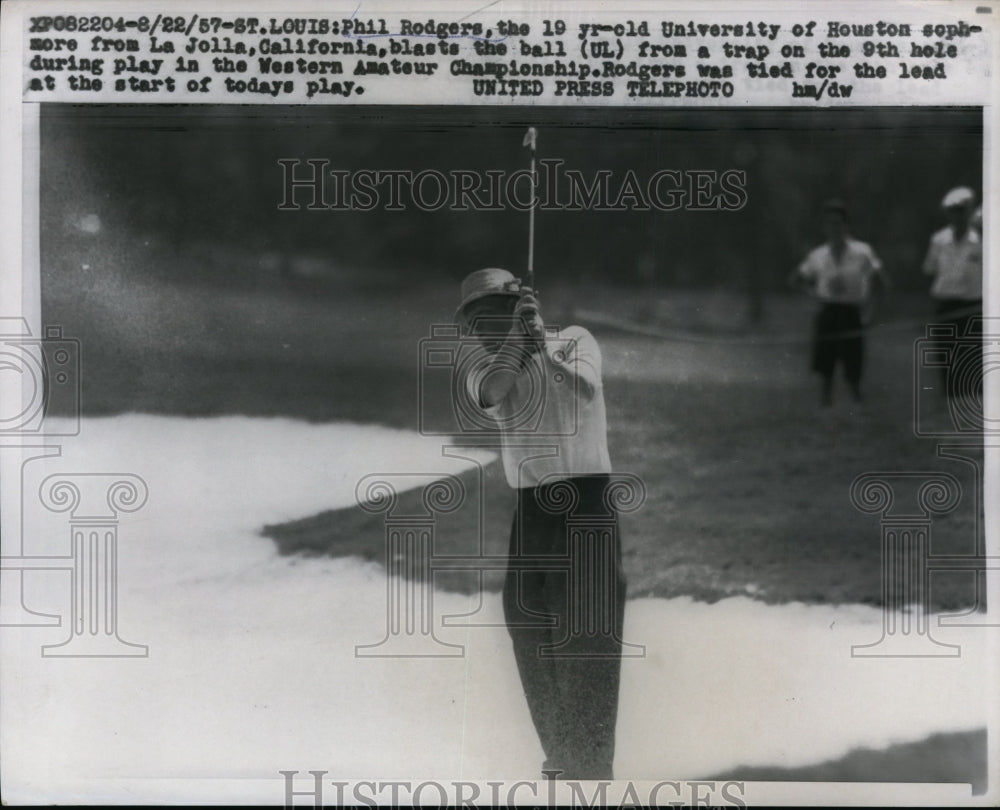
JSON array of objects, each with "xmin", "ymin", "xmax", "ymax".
[{"xmin": 514, "ymin": 287, "xmax": 545, "ymax": 346}]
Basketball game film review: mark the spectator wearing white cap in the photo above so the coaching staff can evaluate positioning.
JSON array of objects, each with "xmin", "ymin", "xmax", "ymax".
[
  {"xmin": 922, "ymin": 186, "xmax": 983, "ymax": 400},
  {"xmin": 792, "ymin": 199, "xmax": 888, "ymax": 407},
  {"xmin": 455, "ymin": 267, "xmax": 624, "ymax": 781}
]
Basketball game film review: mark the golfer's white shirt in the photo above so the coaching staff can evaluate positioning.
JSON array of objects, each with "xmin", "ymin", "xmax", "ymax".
[
  {"xmin": 467, "ymin": 326, "xmax": 612, "ymax": 490},
  {"xmin": 923, "ymin": 226, "xmax": 982, "ymax": 301},
  {"xmin": 798, "ymin": 238, "xmax": 882, "ymax": 305}
]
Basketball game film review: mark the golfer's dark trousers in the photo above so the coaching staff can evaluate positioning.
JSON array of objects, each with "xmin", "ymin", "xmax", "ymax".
[{"xmin": 502, "ymin": 473, "xmax": 626, "ymax": 781}]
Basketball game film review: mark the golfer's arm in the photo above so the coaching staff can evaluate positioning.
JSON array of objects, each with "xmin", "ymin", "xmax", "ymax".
[{"xmin": 479, "ymin": 339, "xmax": 532, "ymax": 407}]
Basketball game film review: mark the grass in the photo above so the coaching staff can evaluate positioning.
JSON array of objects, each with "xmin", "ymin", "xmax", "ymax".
[
  {"xmin": 710, "ymin": 729, "xmax": 987, "ymax": 794},
  {"xmin": 43, "ymin": 253, "xmax": 986, "ymax": 611}
]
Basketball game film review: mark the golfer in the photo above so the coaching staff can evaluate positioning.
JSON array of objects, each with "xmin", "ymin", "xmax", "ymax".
[
  {"xmin": 455, "ymin": 267, "xmax": 625, "ymax": 781},
  {"xmin": 793, "ymin": 199, "xmax": 887, "ymax": 406},
  {"xmin": 922, "ymin": 186, "xmax": 983, "ymax": 401}
]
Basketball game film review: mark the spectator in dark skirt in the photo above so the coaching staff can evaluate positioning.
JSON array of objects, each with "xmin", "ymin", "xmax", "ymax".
[{"xmin": 792, "ymin": 200, "xmax": 888, "ymax": 406}]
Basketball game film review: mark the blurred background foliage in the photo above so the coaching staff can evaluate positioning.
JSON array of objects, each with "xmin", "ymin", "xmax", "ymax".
[{"xmin": 41, "ymin": 105, "xmax": 981, "ymax": 303}]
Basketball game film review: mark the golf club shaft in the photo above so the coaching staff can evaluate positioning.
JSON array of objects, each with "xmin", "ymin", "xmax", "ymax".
[{"xmin": 525, "ymin": 127, "xmax": 537, "ymax": 292}]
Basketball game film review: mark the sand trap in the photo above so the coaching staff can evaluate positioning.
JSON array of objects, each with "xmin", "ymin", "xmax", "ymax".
[{"xmin": 0, "ymin": 415, "xmax": 991, "ymax": 803}]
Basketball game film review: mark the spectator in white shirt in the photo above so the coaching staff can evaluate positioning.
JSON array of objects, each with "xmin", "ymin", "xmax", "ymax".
[
  {"xmin": 792, "ymin": 199, "xmax": 888, "ymax": 406},
  {"xmin": 922, "ymin": 186, "xmax": 983, "ymax": 401}
]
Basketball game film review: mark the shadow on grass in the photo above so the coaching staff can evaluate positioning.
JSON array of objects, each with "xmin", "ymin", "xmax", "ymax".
[{"xmin": 265, "ymin": 460, "xmax": 515, "ymax": 596}]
